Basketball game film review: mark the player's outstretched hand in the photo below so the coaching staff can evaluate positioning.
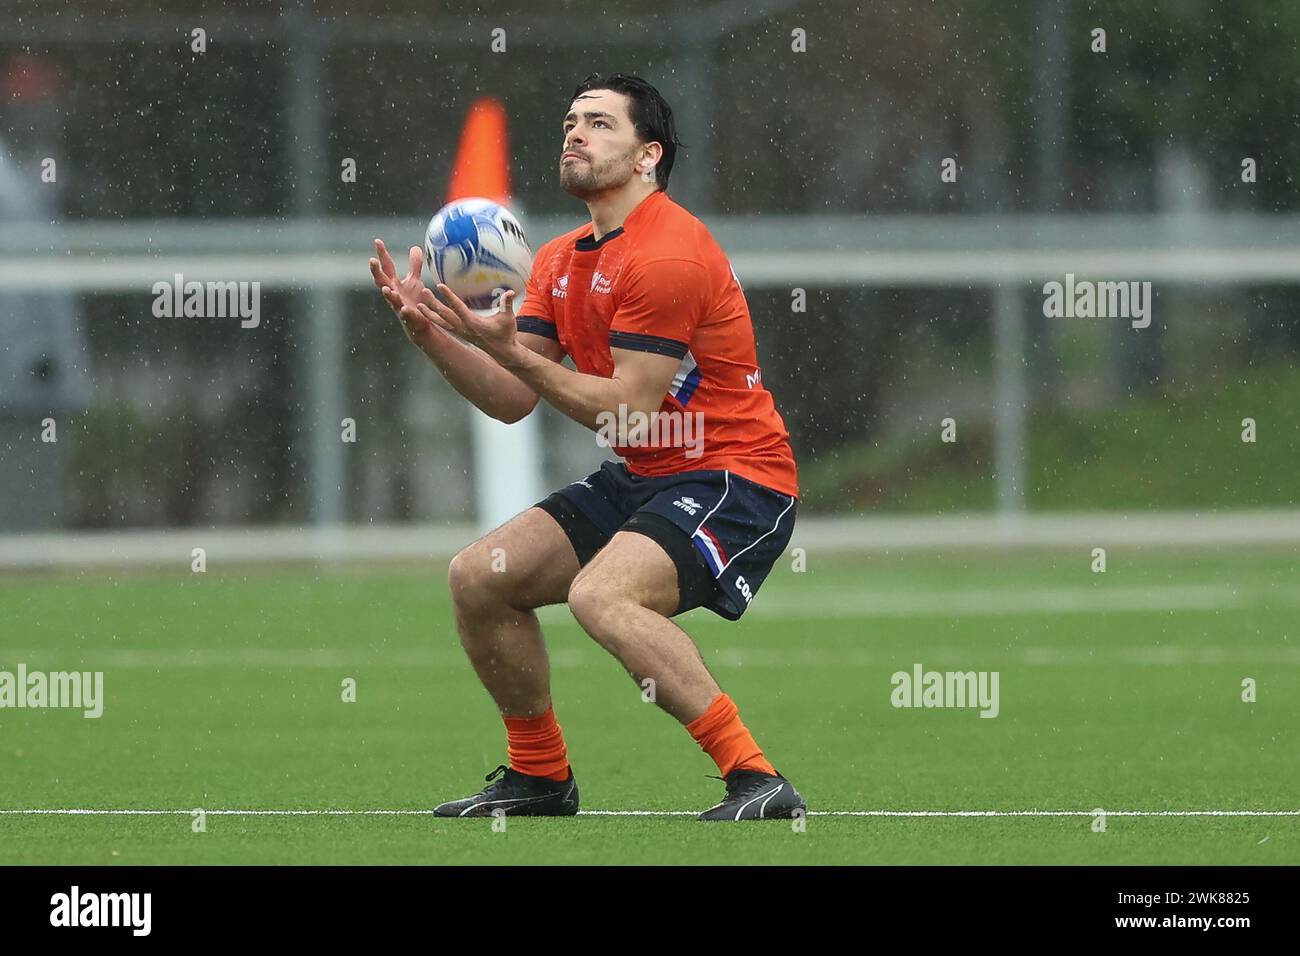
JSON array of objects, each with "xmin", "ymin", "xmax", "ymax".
[
  {"xmin": 416, "ymin": 283, "xmax": 520, "ymax": 365},
  {"xmin": 369, "ymin": 239, "xmax": 444, "ymax": 350}
]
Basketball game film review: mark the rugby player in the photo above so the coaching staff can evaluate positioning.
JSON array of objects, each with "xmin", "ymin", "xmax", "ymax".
[{"xmin": 369, "ymin": 73, "xmax": 804, "ymax": 821}]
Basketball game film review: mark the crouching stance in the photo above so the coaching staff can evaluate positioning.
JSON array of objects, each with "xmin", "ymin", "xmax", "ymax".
[{"xmin": 371, "ymin": 73, "xmax": 804, "ymax": 820}]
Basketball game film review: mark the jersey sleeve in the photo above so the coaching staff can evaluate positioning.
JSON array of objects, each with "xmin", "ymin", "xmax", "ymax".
[
  {"xmin": 514, "ymin": 241, "xmax": 559, "ymax": 342},
  {"xmin": 607, "ymin": 256, "xmax": 709, "ymax": 359}
]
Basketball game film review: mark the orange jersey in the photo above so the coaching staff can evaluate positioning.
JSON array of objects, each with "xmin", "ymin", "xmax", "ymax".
[{"xmin": 515, "ymin": 190, "xmax": 798, "ymax": 497}]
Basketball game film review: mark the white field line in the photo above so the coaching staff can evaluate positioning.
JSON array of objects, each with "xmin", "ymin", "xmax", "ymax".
[
  {"xmin": 4, "ymin": 642, "xmax": 1300, "ymax": 670},
  {"xmin": 0, "ymin": 808, "xmax": 1297, "ymax": 818},
  {"xmin": 3, "ymin": 645, "xmax": 1300, "ymax": 671}
]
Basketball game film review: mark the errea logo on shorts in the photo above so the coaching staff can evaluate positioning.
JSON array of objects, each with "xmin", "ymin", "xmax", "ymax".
[
  {"xmin": 673, "ymin": 496, "xmax": 702, "ymax": 516},
  {"xmin": 552, "ymin": 275, "xmax": 569, "ymax": 299}
]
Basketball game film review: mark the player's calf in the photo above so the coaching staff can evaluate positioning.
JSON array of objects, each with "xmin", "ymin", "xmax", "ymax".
[
  {"xmin": 445, "ymin": 507, "xmax": 582, "ymax": 716},
  {"xmin": 566, "ymin": 539, "xmax": 721, "ymax": 723}
]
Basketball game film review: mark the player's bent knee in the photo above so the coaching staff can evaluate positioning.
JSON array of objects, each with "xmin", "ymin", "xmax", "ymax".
[
  {"xmin": 450, "ymin": 538, "xmax": 552, "ymax": 617},
  {"xmin": 447, "ymin": 544, "xmax": 503, "ymax": 613},
  {"xmin": 566, "ymin": 575, "xmax": 607, "ymax": 632},
  {"xmin": 567, "ymin": 572, "xmax": 641, "ymax": 643}
]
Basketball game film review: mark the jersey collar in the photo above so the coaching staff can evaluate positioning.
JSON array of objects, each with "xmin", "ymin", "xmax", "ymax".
[{"xmin": 573, "ymin": 189, "xmax": 667, "ymax": 252}]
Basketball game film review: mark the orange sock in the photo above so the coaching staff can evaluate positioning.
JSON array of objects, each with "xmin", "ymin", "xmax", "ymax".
[
  {"xmin": 685, "ymin": 693, "xmax": 777, "ymax": 778},
  {"xmin": 503, "ymin": 706, "xmax": 571, "ymax": 781}
]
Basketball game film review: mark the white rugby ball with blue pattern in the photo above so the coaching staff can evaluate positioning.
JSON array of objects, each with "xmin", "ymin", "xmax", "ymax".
[{"xmin": 424, "ymin": 198, "xmax": 534, "ymax": 313}]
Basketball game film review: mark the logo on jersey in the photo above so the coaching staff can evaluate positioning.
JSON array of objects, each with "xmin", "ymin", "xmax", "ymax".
[
  {"xmin": 552, "ymin": 275, "xmax": 569, "ymax": 299},
  {"xmin": 746, "ymin": 368, "xmax": 762, "ymax": 389},
  {"xmin": 672, "ymin": 496, "xmax": 703, "ymax": 516},
  {"xmin": 590, "ymin": 271, "xmax": 613, "ymax": 295}
]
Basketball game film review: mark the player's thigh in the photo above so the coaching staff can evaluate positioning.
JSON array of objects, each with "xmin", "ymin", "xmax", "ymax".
[
  {"xmin": 449, "ymin": 506, "xmax": 582, "ymax": 611},
  {"xmin": 569, "ymin": 530, "xmax": 680, "ymax": 619}
]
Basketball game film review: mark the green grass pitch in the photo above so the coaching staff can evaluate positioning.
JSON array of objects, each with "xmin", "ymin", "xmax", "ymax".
[{"xmin": 1, "ymin": 545, "xmax": 1297, "ymax": 865}]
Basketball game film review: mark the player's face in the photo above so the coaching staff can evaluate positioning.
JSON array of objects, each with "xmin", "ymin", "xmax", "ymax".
[{"xmin": 559, "ymin": 90, "xmax": 645, "ymax": 198}]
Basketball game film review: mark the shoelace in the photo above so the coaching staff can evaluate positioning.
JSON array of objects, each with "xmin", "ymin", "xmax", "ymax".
[{"xmin": 476, "ymin": 764, "xmax": 512, "ymax": 796}]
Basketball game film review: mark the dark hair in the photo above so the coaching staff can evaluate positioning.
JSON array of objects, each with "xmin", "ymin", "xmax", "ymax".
[{"xmin": 570, "ymin": 73, "xmax": 683, "ymax": 191}]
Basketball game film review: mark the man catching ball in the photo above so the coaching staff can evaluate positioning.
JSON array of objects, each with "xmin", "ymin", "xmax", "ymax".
[{"xmin": 369, "ymin": 73, "xmax": 804, "ymax": 821}]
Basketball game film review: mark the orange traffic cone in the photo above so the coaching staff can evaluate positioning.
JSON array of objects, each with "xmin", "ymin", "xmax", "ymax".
[{"xmin": 446, "ymin": 96, "xmax": 512, "ymax": 205}]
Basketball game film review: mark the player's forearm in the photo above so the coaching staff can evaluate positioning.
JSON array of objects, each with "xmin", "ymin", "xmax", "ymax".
[
  {"xmin": 419, "ymin": 329, "xmax": 538, "ymax": 423},
  {"xmin": 498, "ymin": 342, "xmax": 623, "ymax": 431}
]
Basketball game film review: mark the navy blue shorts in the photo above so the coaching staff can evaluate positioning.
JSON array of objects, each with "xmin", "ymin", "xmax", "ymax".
[{"xmin": 535, "ymin": 460, "xmax": 797, "ymax": 620}]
